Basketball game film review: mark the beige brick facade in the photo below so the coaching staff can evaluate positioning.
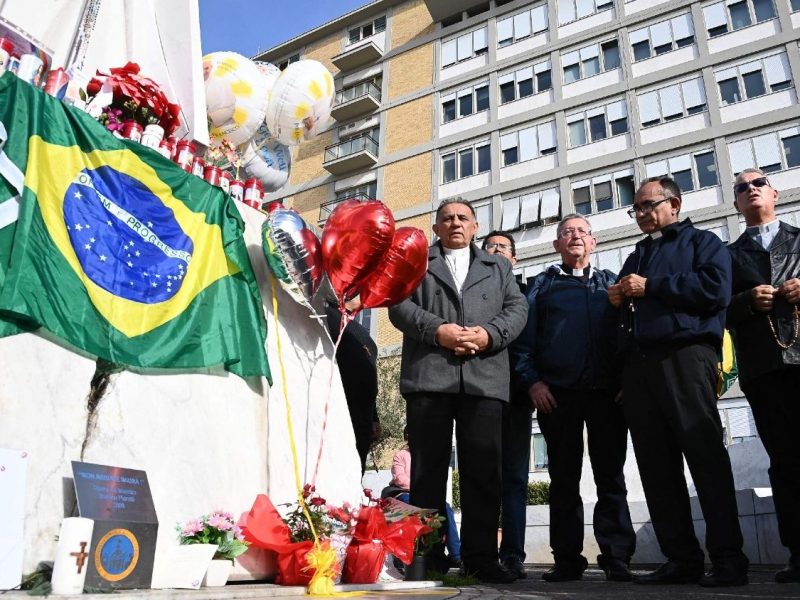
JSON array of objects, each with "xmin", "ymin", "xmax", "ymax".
[
  {"xmin": 385, "ymin": 96, "xmax": 433, "ymax": 154},
  {"xmin": 289, "ymin": 129, "xmax": 332, "ymax": 186},
  {"xmin": 303, "ymin": 32, "xmax": 343, "ymax": 77},
  {"xmin": 383, "ymin": 153, "xmax": 433, "ymax": 213},
  {"xmin": 289, "ymin": 185, "xmax": 328, "ymax": 225},
  {"xmin": 375, "ymin": 212, "xmax": 432, "ymax": 349},
  {"xmin": 391, "ymin": 0, "xmax": 435, "ymax": 48},
  {"xmin": 387, "ymin": 43, "xmax": 433, "ymax": 100}
]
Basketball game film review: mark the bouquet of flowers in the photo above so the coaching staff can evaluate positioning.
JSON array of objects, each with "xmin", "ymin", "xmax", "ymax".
[
  {"xmin": 177, "ymin": 511, "xmax": 250, "ymax": 561},
  {"xmin": 280, "ymin": 484, "xmax": 355, "ymax": 543},
  {"xmin": 414, "ymin": 513, "xmax": 445, "ymax": 556},
  {"xmin": 87, "ymin": 62, "xmax": 181, "ymax": 135}
]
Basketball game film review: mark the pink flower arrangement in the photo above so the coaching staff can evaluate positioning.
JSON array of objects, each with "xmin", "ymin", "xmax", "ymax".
[{"xmin": 177, "ymin": 511, "xmax": 249, "ymax": 560}]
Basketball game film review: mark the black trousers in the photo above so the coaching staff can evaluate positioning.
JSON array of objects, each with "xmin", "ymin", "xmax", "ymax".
[
  {"xmin": 622, "ymin": 343, "xmax": 746, "ymax": 565},
  {"xmin": 537, "ymin": 387, "xmax": 635, "ymax": 564},
  {"xmin": 742, "ymin": 366, "xmax": 800, "ymax": 556},
  {"xmin": 406, "ymin": 392, "xmax": 503, "ymax": 568}
]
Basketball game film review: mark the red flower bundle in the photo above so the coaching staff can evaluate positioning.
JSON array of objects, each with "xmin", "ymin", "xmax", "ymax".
[
  {"xmin": 87, "ymin": 62, "xmax": 181, "ymax": 135},
  {"xmin": 341, "ymin": 505, "xmax": 430, "ymax": 584}
]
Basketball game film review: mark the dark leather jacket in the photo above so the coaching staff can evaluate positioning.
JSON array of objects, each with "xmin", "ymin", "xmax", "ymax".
[{"xmin": 727, "ymin": 221, "xmax": 800, "ymax": 386}]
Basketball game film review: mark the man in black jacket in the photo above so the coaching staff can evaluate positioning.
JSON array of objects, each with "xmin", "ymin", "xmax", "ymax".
[
  {"xmin": 481, "ymin": 230, "xmax": 531, "ymax": 580},
  {"xmin": 609, "ymin": 177, "xmax": 748, "ymax": 587},
  {"xmin": 515, "ymin": 214, "xmax": 635, "ymax": 583},
  {"xmin": 727, "ymin": 168, "xmax": 800, "ymax": 583}
]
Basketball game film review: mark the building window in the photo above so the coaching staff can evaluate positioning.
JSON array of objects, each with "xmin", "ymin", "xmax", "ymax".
[
  {"xmin": 645, "ymin": 149, "xmax": 720, "ymax": 192},
  {"xmin": 441, "ymin": 82, "xmax": 490, "ymax": 123},
  {"xmin": 638, "ymin": 77, "xmax": 707, "ymax": 127},
  {"xmin": 498, "ymin": 59, "xmax": 552, "ymax": 104},
  {"xmin": 557, "ymin": 0, "xmax": 614, "ymax": 26},
  {"xmin": 567, "ymin": 99, "xmax": 628, "ymax": 147},
  {"xmin": 474, "ymin": 200, "xmax": 493, "ymax": 238},
  {"xmin": 561, "ymin": 39, "xmax": 620, "ymax": 84},
  {"xmin": 348, "ymin": 15, "xmax": 387, "ymax": 45},
  {"xmin": 277, "ymin": 54, "xmax": 300, "ymax": 70},
  {"xmin": 442, "ymin": 27, "xmax": 489, "ymax": 68},
  {"xmin": 703, "ymin": 0, "xmax": 776, "ymax": 37},
  {"xmin": 571, "ymin": 170, "xmax": 635, "ymax": 214},
  {"xmin": 728, "ymin": 126, "xmax": 800, "ymax": 175},
  {"xmin": 532, "ymin": 433, "xmax": 548, "ymax": 470},
  {"xmin": 497, "ymin": 4, "xmax": 548, "ymax": 47},
  {"xmin": 501, "ymin": 187, "xmax": 561, "ymax": 230},
  {"xmin": 500, "ymin": 121, "xmax": 557, "ymax": 166},
  {"xmin": 441, "ymin": 141, "xmax": 491, "ymax": 183},
  {"xmin": 629, "ymin": 13, "xmax": 695, "ymax": 62},
  {"xmin": 715, "ymin": 52, "xmax": 793, "ymax": 106},
  {"xmin": 792, "ymin": 0, "xmax": 800, "ymax": 12},
  {"xmin": 334, "ymin": 180, "xmax": 378, "ymax": 203}
]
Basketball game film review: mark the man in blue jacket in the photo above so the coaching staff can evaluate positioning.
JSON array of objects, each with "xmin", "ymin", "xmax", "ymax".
[
  {"xmin": 514, "ymin": 214, "xmax": 635, "ymax": 582},
  {"xmin": 388, "ymin": 198, "xmax": 528, "ymax": 584},
  {"xmin": 609, "ymin": 177, "xmax": 748, "ymax": 587}
]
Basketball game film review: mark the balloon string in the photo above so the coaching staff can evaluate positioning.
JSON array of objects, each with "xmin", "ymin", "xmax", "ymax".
[
  {"xmin": 269, "ymin": 274, "xmax": 319, "ymax": 543},
  {"xmin": 310, "ymin": 309, "xmax": 353, "ymax": 487}
]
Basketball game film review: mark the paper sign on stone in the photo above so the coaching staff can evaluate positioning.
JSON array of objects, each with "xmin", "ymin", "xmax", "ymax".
[
  {"xmin": 0, "ymin": 448, "xmax": 27, "ymax": 591},
  {"xmin": 150, "ymin": 544, "xmax": 217, "ymax": 590}
]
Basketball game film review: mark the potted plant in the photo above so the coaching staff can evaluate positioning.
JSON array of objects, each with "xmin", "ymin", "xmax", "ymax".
[
  {"xmin": 405, "ymin": 513, "xmax": 445, "ymax": 581},
  {"xmin": 177, "ymin": 511, "xmax": 249, "ymax": 587}
]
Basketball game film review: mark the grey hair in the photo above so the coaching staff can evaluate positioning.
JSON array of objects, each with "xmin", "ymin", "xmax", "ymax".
[
  {"xmin": 556, "ymin": 213, "xmax": 593, "ymax": 237},
  {"xmin": 435, "ymin": 197, "xmax": 476, "ymax": 220},
  {"xmin": 735, "ymin": 168, "xmax": 767, "ymax": 185}
]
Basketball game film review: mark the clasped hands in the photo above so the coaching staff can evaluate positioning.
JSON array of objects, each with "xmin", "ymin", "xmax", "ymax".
[
  {"xmin": 607, "ymin": 274, "xmax": 647, "ymax": 308},
  {"xmin": 436, "ymin": 323, "xmax": 490, "ymax": 356},
  {"xmin": 751, "ymin": 278, "xmax": 800, "ymax": 312}
]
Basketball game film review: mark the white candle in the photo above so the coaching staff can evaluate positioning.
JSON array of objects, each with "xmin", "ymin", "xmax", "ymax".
[{"xmin": 50, "ymin": 517, "xmax": 94, "ymax": 595}]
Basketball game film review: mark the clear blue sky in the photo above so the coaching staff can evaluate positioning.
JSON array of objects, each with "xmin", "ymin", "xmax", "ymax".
[{"xmin": 199, "ymin": 0, "xmax": 373, "ymax": 58}]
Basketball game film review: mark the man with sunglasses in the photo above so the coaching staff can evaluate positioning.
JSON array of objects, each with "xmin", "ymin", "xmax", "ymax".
[
  {"xmin": 727, "ymin": 169, "xmax": 800, "ymax": 583},
  {"xmin": 481, "ymin": 231, "xmax": 531, "ymax": 579},
  {"xmin": 608, "ymin": 177, "xmax": 748, "ymax": 587},
  {"xmin": 514, "ymin": 215, "xmax": 635, "ymax": 582}
]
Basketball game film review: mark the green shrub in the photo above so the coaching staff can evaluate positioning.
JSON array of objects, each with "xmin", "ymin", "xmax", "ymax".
[
  {"xmin": 452, "ymin": 473, "xmax": 549, "ymax": 509},
  {"xmin": 527, "ymin": 481, "xmax": 550, "ymax": 505},
  {"xmin": 451, "ymin": 470, "xmax": 460, "ymax": 511}
]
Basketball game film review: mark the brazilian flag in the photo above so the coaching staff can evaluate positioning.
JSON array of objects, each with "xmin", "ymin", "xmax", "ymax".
[{"xmin": 0, "ymin": 72, "xmax": 270, "ymax": 380}]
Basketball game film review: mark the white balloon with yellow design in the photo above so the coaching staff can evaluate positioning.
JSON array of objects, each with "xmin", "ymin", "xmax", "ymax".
[
  {"xmin": 264, "ymin": 59, "xmax": 335, "ymax": 146},
  {"xmin": 239, "ymin": 122, "xmax": 292, "ymax": 192},
  {"xmin": 203, "ymin": 51, "xmax": 272, "ymax": 146}
]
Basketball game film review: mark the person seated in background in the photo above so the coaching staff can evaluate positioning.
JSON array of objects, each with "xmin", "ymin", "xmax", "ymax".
[{"xmin": 386, "ymin": 426, "xmax": 461, "ymax": 568}]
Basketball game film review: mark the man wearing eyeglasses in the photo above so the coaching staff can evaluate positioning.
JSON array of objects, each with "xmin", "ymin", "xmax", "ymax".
[
  {"xmin": 513, "ymin": 215, "xmax": 635, "ymax": 583},
  {"xmin": 481, "ymin": 231, "xmax": 531, "ymax": 580},
  {"xmin": 608, "ymin": 177, "xmax": 748, "ymax": 587},
  {"xmin": 389, "ymin": 198, "xmax": 528, "ymax": 584},
  {"xmin": 727, "ymin": 169, "xmax": 800, "ymax": 584}
]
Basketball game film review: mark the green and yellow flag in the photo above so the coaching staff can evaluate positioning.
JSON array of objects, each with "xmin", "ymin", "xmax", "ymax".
[
  {"xmin": 0, "ymin": 73, "xmax": 270, "ymax": 380},
  {"xmin": 717, "ymin": 329, "xmax": 738, "ymax": 397}
]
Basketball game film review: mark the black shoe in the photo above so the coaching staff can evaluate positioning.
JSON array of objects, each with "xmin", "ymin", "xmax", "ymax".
[
  {"xmin": 464, "ymin": 561, "xmax": 518, "ymax": 584},
  {"xmin": 501, "ymin": 556, "xmax": 527, "ymax": 579},
  {"xmin": 597, "ymin": 555, "xmax": 632, "ymax": 582},
  {"xmin": 775, "ymin": 556, "xmax": 800, "ymax": 583},
  {"xmin": 699, "ymin": 564, "xmax": 748, "ymax": 587},
  {"xmin": 542, "ymin": 558, "xmax": 587, "ymax": 582},
  {"xmin": 632, "ymin": 560, "xmax": 704, "ymax": 585}
]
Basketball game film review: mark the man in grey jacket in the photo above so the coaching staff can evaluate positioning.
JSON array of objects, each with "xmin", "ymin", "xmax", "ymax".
[{"xmin": 388, "ymin": 198, "xmax": 528, "ymax": 584}]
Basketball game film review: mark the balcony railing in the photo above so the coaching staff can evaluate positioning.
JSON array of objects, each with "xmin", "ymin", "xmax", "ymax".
[
  {"xmin": 323, "ymin": 133, "xmax": 379, "ymax": 175},
  {"xmin": 335, "ymin": 81, "xmax": 382, "ymax": 105},
  {"xmin": 319, "ymin": 193, "xmax": 372, "ymax": 222},
  {"xmin": 331, "ymin": 81, "xmax": 382, "ymax": 122}
]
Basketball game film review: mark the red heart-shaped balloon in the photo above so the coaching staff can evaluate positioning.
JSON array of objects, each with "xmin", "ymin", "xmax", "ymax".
[
  {"xmin": 359, "ymin": 227, "xmax": 429, "ymax": 310},
  {"xmin": 322, "ymin": 200, "xmax": 394, "ymax": 302}
]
